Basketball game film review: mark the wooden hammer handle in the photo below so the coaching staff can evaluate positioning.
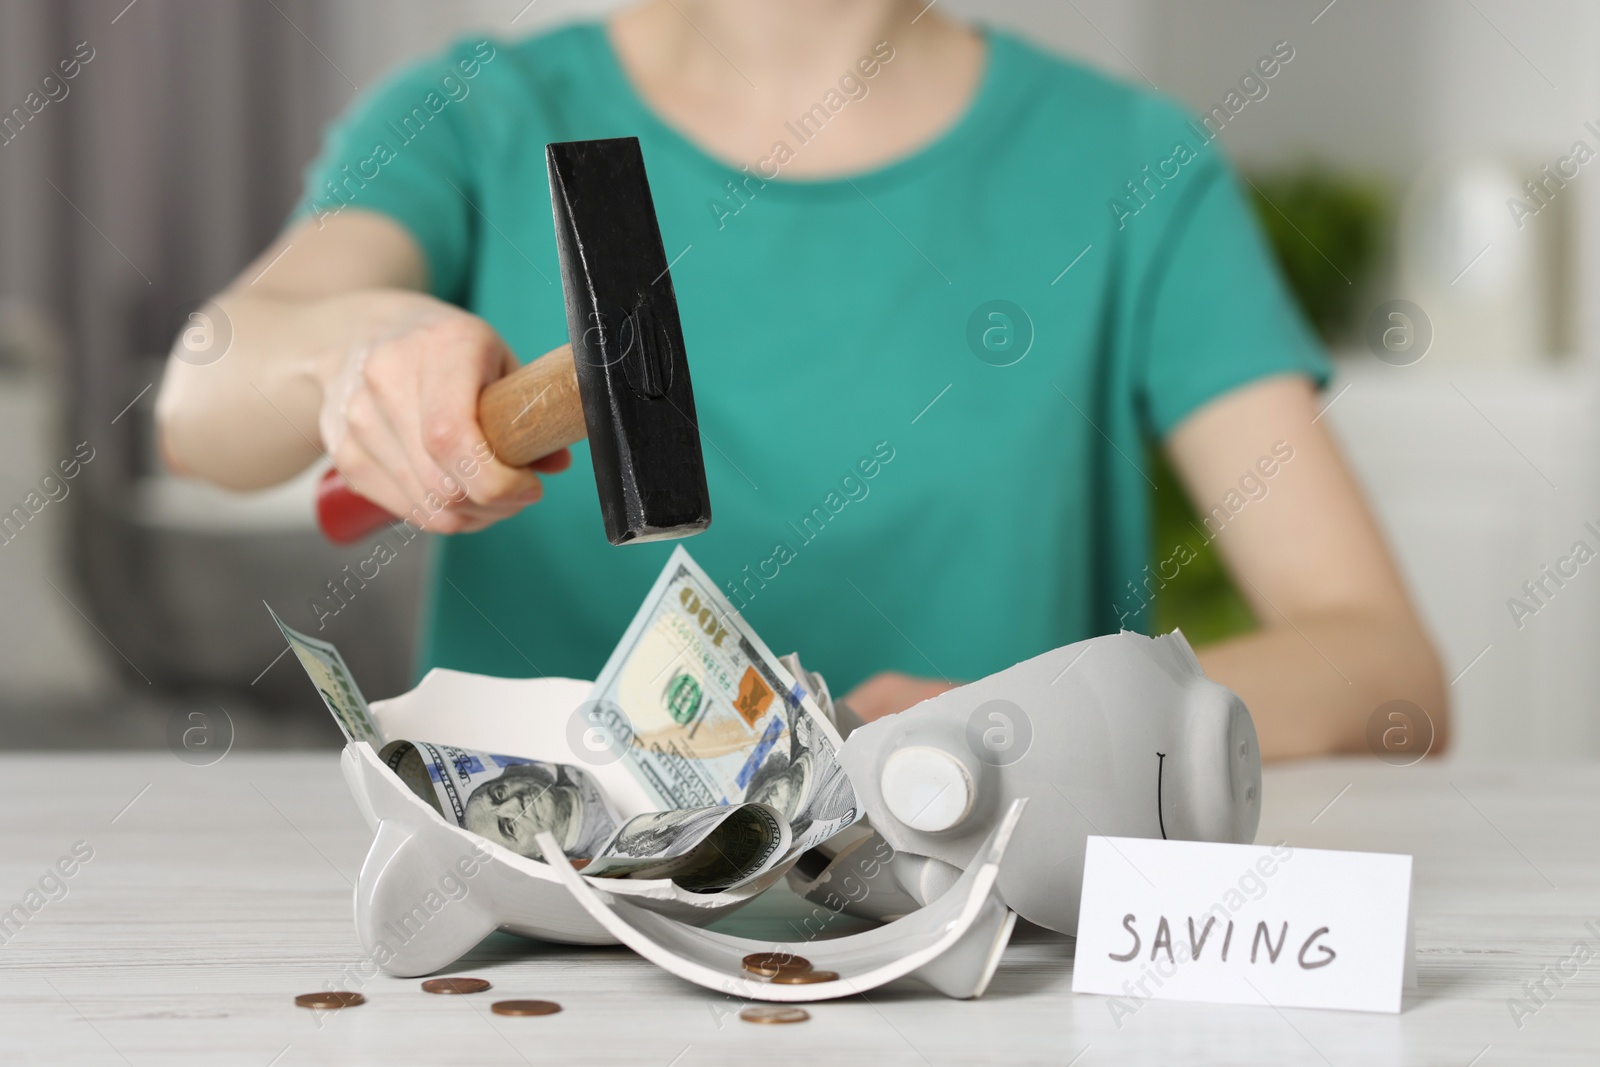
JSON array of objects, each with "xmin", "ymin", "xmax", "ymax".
[
  {"xmin": 476, "ymin": 344, "xmax": 585, "ymax": 466},
  {"xmin": 315, "ymin": 345, "xmax": 585, "ymax": 544}
]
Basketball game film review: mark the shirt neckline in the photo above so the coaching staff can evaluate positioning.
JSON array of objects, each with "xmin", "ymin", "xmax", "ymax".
[{"xmin": 579, "ymin": 20, "xmax": 1017, "ymax": 197}]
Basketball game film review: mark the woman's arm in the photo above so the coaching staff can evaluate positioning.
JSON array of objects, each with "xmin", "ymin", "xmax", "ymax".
[
  {"xmin": 156, "ymin": 210, "xmax": 564, "ymax": 531},
  {"xmin": 1165, "ymin": 374, "xmax": 1448, "ymax": 760},
  {"xmin": 844, "ymin": 375, "xmax": 1443, "ymax": 760}
]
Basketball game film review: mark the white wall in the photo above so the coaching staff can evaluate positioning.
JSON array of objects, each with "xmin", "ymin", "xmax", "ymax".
[
  {"xmin": 1147, "ymin": 0, "xmax": 1600, "ymax": 361},
  {"xmin": 315, "ymin": 0, "xmax": 1156, "ymax": 97}
]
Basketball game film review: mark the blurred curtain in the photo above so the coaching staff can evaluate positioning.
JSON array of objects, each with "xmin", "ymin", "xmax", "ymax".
[
  {"xmin": 1, "ymin": 0, "xmax": 328, "ymax": 462},
  {"xmin": 0, "ymin": 0, "xmax": 419, "ymax": 699}
]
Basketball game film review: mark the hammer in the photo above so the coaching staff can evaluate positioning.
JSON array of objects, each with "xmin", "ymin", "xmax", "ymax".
[{"xmin": 316, "ymin": 137, "xmax": 712, "ymax": 546}]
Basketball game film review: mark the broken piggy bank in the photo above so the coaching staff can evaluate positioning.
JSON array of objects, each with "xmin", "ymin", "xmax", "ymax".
[{"xmin": 815, "ymin": 630, "xmax": 1261, "ymax": 934}]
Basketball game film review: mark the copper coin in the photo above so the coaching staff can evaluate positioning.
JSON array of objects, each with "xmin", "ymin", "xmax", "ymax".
[
  {"xmin": 743, "ymin": 952, "xmax": 809, "ymax": 968},
  {"xmin": 421, "ymin": 977, "xmax": 491, "ymax": 995},
  {"xmin": 741, "ymin": 952, "xmax": 812, "ymax": 977},
  {"xmin": 771, "ymin": 970, "xmax": 840, "ymax": 985},
  {"xmin": 490, "ymin": 999, "xmax": 562, "ymax": 1016},
  {"xmin": 740, "ymin": 1006, "xmax": 811, "ymax": 1025},
  {"xmin": 294, "ymin": 991, "xmax": 365, "ymax": 1009}
]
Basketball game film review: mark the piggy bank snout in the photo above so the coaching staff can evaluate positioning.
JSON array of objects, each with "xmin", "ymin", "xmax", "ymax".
[
  {"xmin": 880, "ymin": 745, "xmax": 978, "ymax": 832},
  {"xmin": 869, "ymin": 712, "xmax": 992, "ymax": 837},
  {"xmin": 1170, "ymin": 679, "xmax": 1262, "ymax": 844}
]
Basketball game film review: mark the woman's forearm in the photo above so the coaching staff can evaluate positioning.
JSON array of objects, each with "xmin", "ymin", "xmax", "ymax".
[
  {"xmin": 1196, "ymin": 611, "xmax": 1448, "ymax": 761},
  {"xmin": 156, "ymin": 211, "xmax": 550, "ymax": 532},
  {"xmin": 156, "ymin": 212, "xmax": 437, "ymax": 491},
  {"xmin": 156, "ymin": 286, "xmax": 420, "ymax": 490}
]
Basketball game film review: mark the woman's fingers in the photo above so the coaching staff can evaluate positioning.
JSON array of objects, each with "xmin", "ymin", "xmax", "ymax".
[
  {"xmin": 325, "ymin": 434, "xmax": 415, "ymax": 526},
  {"xmin": 344, "ymin": 352, "xmax": 498, "ymax": 530},
  {"xmin": 417, "ymin": 493, "xmax": 540, "ymax": 534},
  {"xmin": 530, "ymin": 447, "xmax": 573, "ymax": 474},
  {"xmin": 413, "ymin": 319, "xmax": 546, "ymax": 506},
  {"xmin": 840, "ymin": 672, "xmax": 958, "ymax": 723},
  {"xmin": 318, "ymin": 302, "xmax": 568, "ymax": 537},
  {"xmin": 340, "ymin": 386, "xmax": 437, "ymax": 508}
]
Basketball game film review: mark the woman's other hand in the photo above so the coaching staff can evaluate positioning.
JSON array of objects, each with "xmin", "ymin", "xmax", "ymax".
[{"xmin": 841, "ymin": 671, "xmax": 958, "ymax": 723}]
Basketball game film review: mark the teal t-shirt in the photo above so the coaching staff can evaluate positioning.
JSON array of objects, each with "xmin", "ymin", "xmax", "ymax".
[{"xmin": 296, "ymin": 23, "xmax": 1326, "ymax": 690}]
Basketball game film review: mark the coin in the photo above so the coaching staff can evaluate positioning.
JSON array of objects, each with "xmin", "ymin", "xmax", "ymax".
[
  {"xmin": 491, "ymin": 999, "xmax": 562, "ymax": 1016},
  {"xmin": 740, "ymin": 1006, "xmax": 811, "ymax": 1025},
  {"xmin": 294, "ymin": 991, "xmax": 365, "ymax": 1009},
  {"xmin": 421, "ymin": 977, "xmax": 491, "ymax": 995},
  {"xmin": 743, "ymin": 952, "xmax": 809, "ymax": 969},
  {"xmin": 771, "ymin": 970, "xmax": 839, "ymax": 985},
  {"xmin": 741, "ymin": 952, "xmax": 812, "ymax": 977}
]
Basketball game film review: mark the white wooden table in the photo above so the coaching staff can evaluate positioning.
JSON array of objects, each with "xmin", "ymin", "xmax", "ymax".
[{"xmin": 3, "ymin": 752, "xmax": 1596, "ymax": 1066}]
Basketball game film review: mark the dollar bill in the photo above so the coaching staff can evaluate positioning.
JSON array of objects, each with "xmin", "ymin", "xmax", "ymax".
[
  {"xmin": 773, "ymin": 650, "xmax": 861, "ymax": 847},
  {"xmin": 267, "ymin": 605, "xmax": 380, "ymax": 746},
  {"xmin": 581, "ymin": 802, "xmax": 791, "ymax": 892},
  {"xmin": 587, "ymin": 548, "xmax": 860, "ymax": 851},
  {"xmin": 381, "ymin": 739, "xmax": 621, "ymax": 861},
  {"xmin": 779, "ymin": 652, "xmax": 834, "ymax": 726},
  {"xmin": 382, "ymin": 739, "xmax": 788, "ymax": 890},
  {"xmin": 762, "ymin": 683, "xmax": 860, "ymax": 855},
  {"xmin": 269, "ymin": 555, "xmax": 856, "ymax": 891}
]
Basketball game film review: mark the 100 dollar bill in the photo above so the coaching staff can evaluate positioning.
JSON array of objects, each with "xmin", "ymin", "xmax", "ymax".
[
  {"xmin": 580, "ymin": 801, "xmax": 790, "ymax": 891},
  {"xmin": 382, "ymin": 739, "xmax": 621, "ymax": 861},
  {"xmin": 383, "ymin": 739, "xmax": 787, "ymax": 890},
  {"xmin": 267, "ymin": 605, "xmax": 380, "ymax": 746},
  {"xmin": 586, "ymin": 548, "xmax": 859, "ymax": 849}
]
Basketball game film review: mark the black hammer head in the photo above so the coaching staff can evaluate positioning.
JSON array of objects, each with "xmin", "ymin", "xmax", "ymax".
[{"xmin": 546, "ymin": 138, "xmax": 712, "ymax": 545}]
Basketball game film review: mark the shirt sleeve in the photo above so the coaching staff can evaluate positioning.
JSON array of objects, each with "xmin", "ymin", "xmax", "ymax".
[
  {"xmin": 1129, "ymin": 114, "xmax": 1330, "ymax": 439},
  {"xmin": 291, "ymin": 39, "xmax": 500, "ymax": 305}
]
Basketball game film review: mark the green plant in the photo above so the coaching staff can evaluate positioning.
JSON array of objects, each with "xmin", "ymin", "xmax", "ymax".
[
  {"xmin": 1142, "ymin": 166, "xmax": 1387, "ymax": 643},
  {"xmin": 1146, "ymin": 446, "xmax": 1257, "ymax": 644},
  {"xmin": 1245, "ymin": 166, "xmax": 1388, "ymax": 342}
]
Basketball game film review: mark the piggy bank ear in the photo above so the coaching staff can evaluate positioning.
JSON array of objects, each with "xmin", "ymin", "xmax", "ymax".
[{"xmin": 1165, "ymin": 678, "xmax": 1261, "ymax": 844}]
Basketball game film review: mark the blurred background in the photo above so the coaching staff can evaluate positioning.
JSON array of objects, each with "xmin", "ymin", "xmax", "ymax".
[{"xmin": 0, "ymin": 0, "xmax": 1595, "ymax": 759}]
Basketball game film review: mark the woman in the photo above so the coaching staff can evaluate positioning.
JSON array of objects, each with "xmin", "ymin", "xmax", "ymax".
[{"xmin": 156, "ymin": 0, "xmax": 1445, "ymax": 759}]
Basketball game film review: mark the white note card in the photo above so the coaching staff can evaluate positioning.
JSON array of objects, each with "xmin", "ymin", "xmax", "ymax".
[{"xmin": 1072, "ymin": 837, "xmax": 1413, "ymax": 1014}]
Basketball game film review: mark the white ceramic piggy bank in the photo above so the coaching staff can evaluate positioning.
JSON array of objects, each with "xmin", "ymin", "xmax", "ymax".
[{"xmin": 831, "ymin": 630, "xmax": 1261, "ymax": 934}]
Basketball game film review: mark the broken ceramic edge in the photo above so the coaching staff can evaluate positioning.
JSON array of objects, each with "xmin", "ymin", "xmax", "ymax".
[
  {"xmin": 536, "ymin": 798, "xmax": 1028, "ymax": 1002},
  {"xmin": 342, "ymin": 741, "xmax": 789, "ymax": 925}
]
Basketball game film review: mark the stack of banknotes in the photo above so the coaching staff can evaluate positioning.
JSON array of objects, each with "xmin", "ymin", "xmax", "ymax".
[{"xmin": 270, "ymin": 548, "xmax": 859, "ymax": 894}]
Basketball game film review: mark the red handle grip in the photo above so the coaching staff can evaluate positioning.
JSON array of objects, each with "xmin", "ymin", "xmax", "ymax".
[{"xmin": 316, "ymin": 468, "xmax": 395, "ymax": 545}]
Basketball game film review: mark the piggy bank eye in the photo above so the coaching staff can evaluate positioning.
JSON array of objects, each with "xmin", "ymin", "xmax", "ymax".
[{"xmin": 1156, "ymin": 752, "xmax": 1169, "ymax": 840}]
